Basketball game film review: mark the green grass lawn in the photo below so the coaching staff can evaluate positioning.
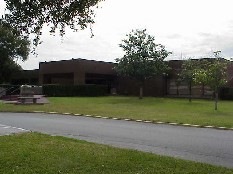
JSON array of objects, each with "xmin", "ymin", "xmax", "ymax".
[
  {"xmin": 0, "ymin": 132, "xmax": 232, "ymax": 174},
  {"xmin": 0, "ymin": 96, "xmax": 233, "ymax": 128}
]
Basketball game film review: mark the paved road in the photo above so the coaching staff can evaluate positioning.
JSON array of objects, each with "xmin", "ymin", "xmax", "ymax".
[{"xmin": 0, "ymin": 112, "xmax": 233, "ymax": 168}]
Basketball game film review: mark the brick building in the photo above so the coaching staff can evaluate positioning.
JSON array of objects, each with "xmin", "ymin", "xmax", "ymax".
[{"xmin": 11, "ymin": 58, "xmax": 233, "ymax": 97}]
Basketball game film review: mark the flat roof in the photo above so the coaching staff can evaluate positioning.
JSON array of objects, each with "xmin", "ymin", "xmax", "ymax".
[{"xmin": 39, "ymin": 58, "xmax": 116, "ymax": 65}]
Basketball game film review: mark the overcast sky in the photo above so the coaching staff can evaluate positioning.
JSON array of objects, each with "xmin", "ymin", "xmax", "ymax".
[{"xmin": 1, "ymin": 0, "xmax": 233, "ymax": 70}]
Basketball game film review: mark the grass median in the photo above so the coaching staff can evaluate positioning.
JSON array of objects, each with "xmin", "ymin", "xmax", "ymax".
[
  {"xmin": 0, "ymin": 96, "xmax": 233, "ymax": 128},
  {"xmin": 0, "ymin": 132, "xmax": 232, "ymax": 174}
]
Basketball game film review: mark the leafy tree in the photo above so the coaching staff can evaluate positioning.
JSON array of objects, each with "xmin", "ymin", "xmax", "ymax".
[
  {"xmin": 2, "ymin": 0, "xmax": 104, "ymax": 47},
  {"xmin": 178, "ymin": 59, "xmax": 198, "ymax": 102},
  {"xmin": 115, "ymin": 29, "xmax": 171, "ymax": 99},
  {"xmin": 0, "ymin": 59, "xmax": 22, "ymax": 83},
  {"xmin": 0, "ymin": 20, "xmax": 30, "ymax": 83},
  {"xmin": 174, "ymin": 78, "xmax": 182, "ymax": 96},
  {"xmin": 192, "ymin": 59, "xmax": 210, "ymax": 97},
  {"xmin": 194, "ymin": 59, "xmax": 228, "ymax": 110}
]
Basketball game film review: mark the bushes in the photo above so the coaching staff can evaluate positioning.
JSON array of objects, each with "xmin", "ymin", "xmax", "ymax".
[
  {"xmin": 219, "ymin": 87, "xmax": 233, "ymax": 100},
  {"xmin": 43, "ymin": 84, "xmax": 109, "ymax": 97},
  {"xmin": 0, "ymin": 84, "xmax": 109, "ymax": 97},
  {"xmin": 0, "ymin": 84, "xmax": 20, "ymax": 95}
]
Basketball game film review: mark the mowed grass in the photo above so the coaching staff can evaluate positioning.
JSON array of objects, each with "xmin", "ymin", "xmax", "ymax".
[
  {"xmin": 0, "ymin": 132, "xmax": 232, "ymax": 174},
  {"xmin": 0, "ymin": 96, "xmax": 233, "ymax": 128}
]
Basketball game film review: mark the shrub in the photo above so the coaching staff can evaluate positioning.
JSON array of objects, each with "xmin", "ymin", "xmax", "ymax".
[
  {"xmin": 219, "ymin": 87, "xmax": 233, "ymax": 100},
  {"xmin": 42, "ymin": 84, "xmax": 109, "ymax": 97},
  {"xmin": 0, "ymin": 84, "xmax": 20, "ymax": 95}
]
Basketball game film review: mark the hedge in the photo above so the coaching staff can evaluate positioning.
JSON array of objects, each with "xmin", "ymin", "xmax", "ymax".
[
  {"xmin": 42, "ymin": 84, "xmax": 109, "ymax": 97},
  {"xmin": 219, "ymin": 87, "xmax": 233, "ymax": 100}
]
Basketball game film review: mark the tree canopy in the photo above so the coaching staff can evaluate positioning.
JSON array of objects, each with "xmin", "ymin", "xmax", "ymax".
[
  {"xmin": 0, "ymin": 20, "xmax": 30, "ymax": 61},
  {"xmin": 178, "ymin": 59, "xmax": 199, "ymax": 102},
  {"xmin": 194, "ymin": 58, "xmax": 228, "ymax": 110},
  {"xmin": 0, "ymin": 20, "xmax": 30, "ymax": 83},
  {"xmin": 1, "ymin": 0, "xmax": 103, "ymax": 81},
  {"xmin": 115, "ymin": 29, "xmax": 171, "ymax": 98},
  {"xmin": 2, "ymin": 0, "xmax": 104, "ymax": 46}
]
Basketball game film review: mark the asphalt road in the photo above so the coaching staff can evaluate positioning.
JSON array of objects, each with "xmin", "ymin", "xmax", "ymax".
[{"xmin": 0, "ymin": 112, "xmax": 232, "ymax": 168}]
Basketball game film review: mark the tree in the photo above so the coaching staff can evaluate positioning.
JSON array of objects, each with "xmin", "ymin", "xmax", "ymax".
[
  {"xmin": 174, "ymin": 78, "xmax": 182, "ymax": 96},
  {"xmin": 115, "ymin": 29, "xmax": 171, "ymax": 99},
  {"xmin": 0, "ymin": 58, "xmax": 22, "ymax": 83},
  {"xmin": 194, "ymin": 59, "xmax": 228, "ymax": 110},
  {"xmin": 178, "ymin": 59, "xmax": 198, "ymax": 102},
  {"xmin": 2, "ymin": 0, "xmax": 104, "ymax": 47},
  {"xmin": 0, "ymin": 20, "xmax": 30, "ymax": 83},
  {"xmin": 195, "ymin": 59, "xmax": 211, "ymax": 97}
]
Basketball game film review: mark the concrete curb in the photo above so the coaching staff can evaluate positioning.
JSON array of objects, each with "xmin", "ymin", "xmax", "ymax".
[
  {"xmin": 30, "ymin": 111, "xmax": 233, "ymax": 131},
  {"xmin": 0, "ymin": 111, "xmax": 232, "ymax": 131}
]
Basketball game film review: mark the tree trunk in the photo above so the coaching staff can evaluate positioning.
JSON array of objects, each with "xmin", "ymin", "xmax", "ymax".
[
  {"xmin": 139, "ymin": 86, "xmax": 143, "ymax": 99},
  {"xmin": 215, "ymin": 92, "xmax": 218, "ymax": 110},
  {"xmin": 201, "ymin": 83, "xmax": 205, "ymax": 97},
  {"xmin": 189, "ymin": 83, "xmax": 192, "ymax": 102},
  {"xmin": 176, "ymin": 84, "xmax": 179, "ymax": 96}
]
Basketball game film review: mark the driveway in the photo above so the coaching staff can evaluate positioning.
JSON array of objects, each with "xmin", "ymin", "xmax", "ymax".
[{"xmin": 0, "ymin": 112, "xmax": 232, "ymax": 168}]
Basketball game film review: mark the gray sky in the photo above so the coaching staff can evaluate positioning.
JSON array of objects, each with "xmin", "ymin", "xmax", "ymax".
[{"xmin": 1, "ymin": 0, "xmax": 233, "ymax": 70}]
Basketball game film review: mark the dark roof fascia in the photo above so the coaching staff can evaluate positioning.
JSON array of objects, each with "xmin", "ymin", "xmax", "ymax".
[{"xmin": 39, "ymin": 58, "xmax": 117, "ymax": 65}]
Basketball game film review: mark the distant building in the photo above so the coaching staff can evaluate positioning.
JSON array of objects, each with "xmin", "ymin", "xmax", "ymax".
[{"xmin": 11, "ymin": 58, "xmax": 233, "ymax": 97}]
